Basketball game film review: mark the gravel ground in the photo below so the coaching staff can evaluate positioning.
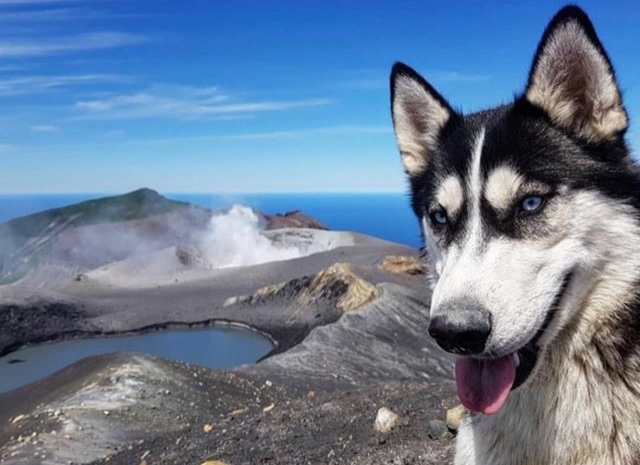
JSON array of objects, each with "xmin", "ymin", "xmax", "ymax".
[{"xmin": 0, "ymin": 233, "xmax": 457, "ymax": 465}]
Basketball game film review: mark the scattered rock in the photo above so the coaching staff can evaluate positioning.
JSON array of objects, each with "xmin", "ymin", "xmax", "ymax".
[
  {"xmin": 427, "ymin": 419, "xmax": 449, "ymax": 440},
  {"xmin": 0, "ymin": 227, "xmax": 454, "ymax": 465},
  {"xmin": 175, "ymin": 245, "xmax": 204, "ymax": 267},
  {"xmin": 201, "ymin": 461, "xmax": 230, "ymax": 465},
  {"xmin": 222, "ymin": 261, "xmax": 382, "ymax": 313},
  {"xmin": 263, "ymin": 403, "xmax": 275, "ymax": 413},
  {"xmin": 263, "ymin": 210, "xmax": 329, "ymax": 230},
  {"xmin": 11, "ymin": 414, "xmax": 27, "ymax": 424},
  {"xmin": 373, "ymin": 407, "xmax": 400, "ymax": 433},
  {"xmin": 446, "ymin": 405, "xmax": 467, "ymax": 432},
  {"xmin": 256, "ymin": 283, "xmax": 286, "ymax": 299},
  {"xmin": 222, "ymin": 282, "xmax": 286, "ymax": 307},
  {"xmin": 379, "ymin": 255, "xmax": 426, "ymax": 275},
  {"xmin": 299, "ymin": 263, "xmax": 379, "ymax": 311},
  {"xmin": 222, "ymin": 295, "xmax": 241, "ymax": 307}
]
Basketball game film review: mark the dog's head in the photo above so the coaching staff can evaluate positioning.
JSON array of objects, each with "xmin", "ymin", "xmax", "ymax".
[{"xmin": 390, "ymin": 6, "xmax": 640, "ymax": 415}]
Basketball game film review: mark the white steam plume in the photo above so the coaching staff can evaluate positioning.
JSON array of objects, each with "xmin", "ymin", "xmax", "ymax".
[{"xmin": 205, "ymin": 205, "xmax": 303, "ymax": 268}]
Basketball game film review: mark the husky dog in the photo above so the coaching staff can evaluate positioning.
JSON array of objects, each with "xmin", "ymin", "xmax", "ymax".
[{"xmin": 390, "ymin": 5, "xmax": 640, "ymax": 465}]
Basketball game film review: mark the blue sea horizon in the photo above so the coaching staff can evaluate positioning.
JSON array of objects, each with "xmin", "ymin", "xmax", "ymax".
[{"xmin": 0, "ymin": 192, "xmax": 421, "ymax": 248}]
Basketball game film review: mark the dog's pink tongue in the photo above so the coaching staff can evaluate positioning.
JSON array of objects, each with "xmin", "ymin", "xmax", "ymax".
[{"xmin": 455, "ymin": 355, "xmax": 516, "ymax": 415}]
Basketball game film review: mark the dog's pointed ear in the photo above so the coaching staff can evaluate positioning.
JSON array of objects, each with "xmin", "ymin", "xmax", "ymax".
[
  {"xmin": 525, "ymin": 6, "xmax": 627, "ymax": 143},
  {"xmin": 390, "ymin": 62, "xmax": 454, "ymax": 177}
]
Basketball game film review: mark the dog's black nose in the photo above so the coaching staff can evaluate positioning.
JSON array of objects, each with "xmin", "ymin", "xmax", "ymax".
[{"xmin": 428, "ymin": 302, "xmax": 491, "ymax": 355}]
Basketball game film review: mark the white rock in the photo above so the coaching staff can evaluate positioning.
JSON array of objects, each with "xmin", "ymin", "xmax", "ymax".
[
  {"xmin": 373, "ymin": 407, "xmax": 400, "ymax": 433},
  {"xmin": 11, "ymin": 414, "xmax": 27, "ymax": 424},
  {"xmin": 262, "ymin": 403, "xmax": 275, "ymax": 413}
]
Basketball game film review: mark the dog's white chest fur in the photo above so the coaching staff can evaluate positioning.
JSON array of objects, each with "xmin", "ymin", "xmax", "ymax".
[{"xmin": 455, "ymin": 345, "xmax": 640, "ymax": 465}]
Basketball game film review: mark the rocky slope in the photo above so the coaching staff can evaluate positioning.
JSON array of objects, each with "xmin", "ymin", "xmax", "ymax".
[
  {"xmin": 262, "ymin": 210, "xmax": 328, "ymax": 230},
  {"xmin": 0, "ymin": 192, "xmax": 457, "ymax": 465},
  {"xmin": 0, "ymin": 281, "xmax": 455, "ymax": 465}
]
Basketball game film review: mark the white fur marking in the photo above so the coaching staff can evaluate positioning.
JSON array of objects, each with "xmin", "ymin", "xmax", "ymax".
[
  {"xmin": 429, "ymin": 128, "xmax": 485, "ymax": 312},
  {"xmin": 485, "ymin": 165, "xmax": 524, "ymax": 211},
  {"xmin": 464, "ymin": 128, "xmax": 486, "ymax": 252},
  {"xmin": 436, "ymin": 175, "xmax": 464, "ymax": 216}
]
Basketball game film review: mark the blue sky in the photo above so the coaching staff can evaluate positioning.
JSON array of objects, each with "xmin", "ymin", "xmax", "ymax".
[{"xmin": 1, "ymin": 0, "xmax": 640, "ymax": 193}]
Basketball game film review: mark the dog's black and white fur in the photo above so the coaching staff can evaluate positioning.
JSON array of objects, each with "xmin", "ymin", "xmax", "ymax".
[{"xmin": 391, "ymin": 6, "xmax": 640, "ymax": 464}]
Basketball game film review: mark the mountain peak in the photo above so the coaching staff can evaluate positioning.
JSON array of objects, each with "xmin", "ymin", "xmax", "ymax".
[{"xmin": 127, "ymin": 187, "xmax": 162, "ymax": 198}]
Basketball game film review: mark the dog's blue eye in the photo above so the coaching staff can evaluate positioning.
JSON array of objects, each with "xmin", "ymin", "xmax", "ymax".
[
  {"xmin": 431, "ymin": 211, "xmax": 448, "ymax": 225},
  {"xmin": 521, "ymin": 196, "xmax": 544, "ymax": 213}
]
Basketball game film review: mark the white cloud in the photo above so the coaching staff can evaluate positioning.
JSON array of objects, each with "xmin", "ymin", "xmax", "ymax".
[
  {"xmin": 0, "ymin": 6, "xmax": 149, "ymax": 23},
  {"xmin": 0, "ymin": 64, "xmax": 31, "ymax": 71},
  {"xmin": 31, "ymin": 124, "xmax": 57, "ymax": 132},
  {"xmin": 0, "ymin": 74, "xmax": 127, "ymax": 95},
  {"xmin": 208, "ymin": 125, "xmax": 391, "ymax": 140},
  {"xmin": 0, "ymin": 143, "xmax": 14, "ymax": 153},
  {"xmin": 0, "ymin": 7, "xmax": 88, "ymax": 22},
  {"xmin": 124, "ymin": 125, "xmax": 391, "ymax": 146},
  {"xmin": 73, "ymin": 85, "xmax": 331, "ymax": 120},
  {"xmin": 0, "ymin": 32, "xmax": 148, "ymax": 58}
]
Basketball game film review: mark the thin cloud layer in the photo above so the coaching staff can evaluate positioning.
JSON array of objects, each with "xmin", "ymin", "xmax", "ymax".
[
  {"xmin": 31, "ymin": 124, "xmax": 57, "ymax": 132},
  {"xmin": 0, "ymin": 32, "xmax": 148, "ymax": 58},
  {"xmin": 0, "ymin": 7, "xmax": 103, "ymax": 22},
  {"xmin": 74, "ymin": 86, "xmax": 332, "ymax": 120},
  {"xmin": 0, "ymin": 0, "xmax": 520, "ymax": 194},
  {"xmin": 0, "ymin": 74, "xmax": 127, "ymax": 96}
]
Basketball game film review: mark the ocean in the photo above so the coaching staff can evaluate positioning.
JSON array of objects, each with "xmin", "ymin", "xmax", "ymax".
[{"xmin": 0, "ymin": 193, "xmax": 422, "ymax": 248}]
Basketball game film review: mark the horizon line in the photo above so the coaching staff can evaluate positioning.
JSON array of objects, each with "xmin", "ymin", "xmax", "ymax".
[{"xmin": 0, "ymin": 190, "xmax": 408, "ymax": 196}]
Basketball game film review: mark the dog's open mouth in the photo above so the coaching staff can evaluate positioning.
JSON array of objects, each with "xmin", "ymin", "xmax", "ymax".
[{"xmin": 454, "ymin": 272, "xmax": 573, "ymax": 416}]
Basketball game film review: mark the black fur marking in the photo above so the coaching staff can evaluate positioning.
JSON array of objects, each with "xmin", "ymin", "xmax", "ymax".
[
  {"xmin": 392, "ymin": 2, "xmax": 640, "ymax": 378},
  {"xmin": 394, "ymin": 4, "xmax": 639, "ymax": 245},
  {"xmin": 391, "ymin": 6, "xmax": 640, "ymax": 462},
  {"xmin": 406, "ymin": 94, "xmax": 640, "ymax": 244}
]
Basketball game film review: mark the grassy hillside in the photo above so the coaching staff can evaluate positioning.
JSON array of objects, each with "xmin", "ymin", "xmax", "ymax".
[
  {"xmin": 1, "ymin": 188, "xmax": 187, "ymax": 237},
  {"xmin": 0, "ymin": 188, "xmax": 191, "ymax": 285}
]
